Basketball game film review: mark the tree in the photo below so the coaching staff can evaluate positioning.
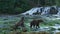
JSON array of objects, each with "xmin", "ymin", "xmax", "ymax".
[{"xmin": 0, "ymin": 0, "xmax": 59, "ymax": 14}]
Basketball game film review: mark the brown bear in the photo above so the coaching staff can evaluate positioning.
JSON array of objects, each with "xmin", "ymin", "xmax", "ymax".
[
  {"xmin": 13, "ymin": 17, "xmax": 25, "ymax": 30},
  {"xmin": 30, "ymin": 19, "xmax": 44, "ymax": 28}
]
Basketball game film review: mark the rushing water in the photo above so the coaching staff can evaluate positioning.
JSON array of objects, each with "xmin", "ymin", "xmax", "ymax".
[{"xmin": 22, "ymin": 6, "xmax": 60, "ymax": 16}]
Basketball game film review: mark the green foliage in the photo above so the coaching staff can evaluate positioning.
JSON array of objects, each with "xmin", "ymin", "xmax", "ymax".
[{"xmin": 0, "ymin": 0, "xmax": 60, "ymax": 14}]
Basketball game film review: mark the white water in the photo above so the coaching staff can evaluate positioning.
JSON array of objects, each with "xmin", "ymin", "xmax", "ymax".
[
  {"xmin": 41, "ymin": 7, "xmax": 51, "ymax": 15},
  {"xmin": 22, "ymin": 7, "xmax": 43, "ymax": 15},
  {"xmin": 22, "ymin": 6, "xmax": 60, "ymax": 17}
]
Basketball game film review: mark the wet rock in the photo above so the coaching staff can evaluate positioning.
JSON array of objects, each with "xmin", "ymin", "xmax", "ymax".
[{"xmin": 49, "ymin": 7, "xmax": 58, "ymax": 15}]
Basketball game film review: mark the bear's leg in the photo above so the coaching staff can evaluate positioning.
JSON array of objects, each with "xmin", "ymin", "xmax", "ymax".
[
  {"xmin": 36, "ymin": 24, "xmax": 40, "ymax": 29},
  {"xmin": 33, "ymin": 25, "xmax": 35, "ymax": 28},
  {"xmin": 30, "ymin": 24, "xmax": 32, "ymax": 28}
]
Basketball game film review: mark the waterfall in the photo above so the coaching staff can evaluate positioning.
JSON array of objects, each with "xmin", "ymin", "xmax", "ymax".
[
  {"xmin": 22, "ymin": 6, "xmax": 59, "ymax": 16},
  {"xmin": 22, "ymin": 8, "xmax": 40, "ymax": 15},
  {"xmin": 57, "ymin": 8, "xmax": 60, "ymax": 15},
  {"xmin": 41, "ymin": 7, "xmax": 51, "ymax": 15}
]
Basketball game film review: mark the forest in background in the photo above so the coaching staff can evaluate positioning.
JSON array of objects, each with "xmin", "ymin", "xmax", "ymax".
[{"xmin": 0, "ymin": 0, "xmax": 60, "ymax": 14}]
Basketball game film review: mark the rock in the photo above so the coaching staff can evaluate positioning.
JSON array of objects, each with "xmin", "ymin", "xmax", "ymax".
[{"xmin": 49, "ymin": 7, "xmax": 58, "ymax": 15}]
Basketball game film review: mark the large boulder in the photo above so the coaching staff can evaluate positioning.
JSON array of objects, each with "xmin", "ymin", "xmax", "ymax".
[{"xmin": 49, "ymin": 7, "xmax": 58, "ymax": 15}]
